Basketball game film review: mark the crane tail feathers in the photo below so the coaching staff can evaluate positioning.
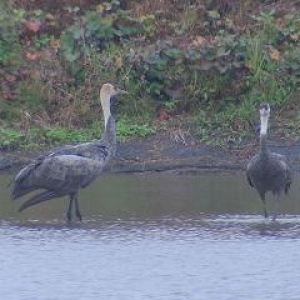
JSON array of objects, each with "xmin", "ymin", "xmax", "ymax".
[
  {"xmin": 12, "ymin": 186, "xmax": 37, "ymax": 200},
  {"xmin": 11, "ymin": 161, "xmax": 42, "ymax": 200},
  {"xmin": 246, "ymin": 173, "xmax": 253, "ymax": 187},
  {"xmin": 285, "ymin": 182, "xmax": 291, "ymax": 195},
  {"xmin": 18, "ymin": 190, "xmax": 60, "ymax": 212}
]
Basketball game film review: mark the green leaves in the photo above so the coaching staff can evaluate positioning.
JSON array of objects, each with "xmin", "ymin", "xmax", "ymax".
[
  {"xmin": 44, "ymin": 127, "xmax": 90, "ymax": 144},
  {"xmin": 207, "ymin": 10, "xmax": 221, "ymax": 20},
  {"xmin": 117, "ymin": 119, "xmax": 155, "ymax": 141},
  {"xmin": 0, "ymin": 3, "xmax": 22, "ymax": 63},
  {"xmin": 0, "ymin": 129, "xmax": 25, "ymax": 150},
  {"xmin": 60, "ymin": 31, "xmax": 80, "ymax": 62},
  {"xmin": 84, "ymin": 11, "xmax": 116, "ymax": 40},
  {"xmin": 162, "ymin": 48, "xmax": 183, "ymax": 60},
  {"xmin": 59, "ymin": 9, "xmax": 156, "ymax": 63}
]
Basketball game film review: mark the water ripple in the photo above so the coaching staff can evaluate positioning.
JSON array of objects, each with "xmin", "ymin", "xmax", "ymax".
[
  {"xmin": 1, "ymin": 214, "xmax": 300, "ymax": 300},
  {"xmin": 1, "ymin": 214, "xmax": 300, "ymax": 242}
]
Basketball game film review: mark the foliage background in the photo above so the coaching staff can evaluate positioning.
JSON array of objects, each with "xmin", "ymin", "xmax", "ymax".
[{"xmin": 0, "ymin": 0, "xmax": 299, "ymax": 149}]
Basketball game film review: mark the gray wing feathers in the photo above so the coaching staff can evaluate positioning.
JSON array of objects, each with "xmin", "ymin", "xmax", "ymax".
[
  {"xmin": 246, "ymin": 154, "xmax": 258, "ymax": 187},
  {"xmin": 12, "ymin": 155, "xmax": 106, "ymax": 200},
  {"xmin": 12, "ymin": 160, "xmax": 43, "ymax": 199},
  {"xmin": 246, "ymin": 172, "xmax": 253, "ymax": 187},
  {"xmin": 32, "ymin": 155, "xmax": 104, "ymax": 190},
  {"xmin": 37, "ymin": 140, "xmax": 111, "ymax": 161},
  {"xmin": 18, "ymin": 190, "xmax": 61, "ymax": 211},
  {"xmin": 270, "ymin": 153, "xmax": 292, "ymax": 194},
  {"xmin": 246, "ymin": 151, "xmax": 291, "ymax": 195}
]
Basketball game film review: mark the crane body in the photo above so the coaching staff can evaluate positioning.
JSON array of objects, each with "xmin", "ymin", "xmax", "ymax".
[
  {"xmin": 11, "ymin": 83, "xmax": 125, "ymax": 221},
  {"xmin": 246, "ymin": 103, "xmax": 291, "ymax": 220}
]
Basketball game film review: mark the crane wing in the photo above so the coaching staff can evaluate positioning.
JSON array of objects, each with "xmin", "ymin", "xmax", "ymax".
[
  {"xmin": 245, "ymin": 154, "xmax": 259, "ymax": 188},
  {"xmin": 270, "ymin": 152, "xmax": 292, "ymax": 194},
  {"xmin": 12, "ymin": 155, "xmax": 105, "ymax": 200},
  {"xmin": 37, "ymin": 139, "xmax": 110, "ymax": 161},
  {"xmin": 12, "ymin": 145, "xmax": 108, "ymax": 200},
  {"xmin": 246, "ymin": 172, "xmax": 254, "ymax": 187}
]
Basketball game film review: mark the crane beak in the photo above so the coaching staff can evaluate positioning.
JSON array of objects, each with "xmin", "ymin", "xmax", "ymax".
[
  {"xmin": 111, "ymin": 88, "xmax": 127, "ymax": 109},
  {"xmin": 116, "ymin": 88, "xmax": 128, "ymax": 95}
]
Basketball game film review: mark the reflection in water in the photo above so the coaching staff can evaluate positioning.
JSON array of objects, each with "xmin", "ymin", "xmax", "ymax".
[
  {"xmin": 1, "ymin": 172, "xmax": 300, "ymax": 221},
  {"xmin": 1, "ymin": 172, "xmax": 300, "ymax": 300},
  {"xmin": 2, "ymin": 214, "xmax": 300, "ymax": 241}
]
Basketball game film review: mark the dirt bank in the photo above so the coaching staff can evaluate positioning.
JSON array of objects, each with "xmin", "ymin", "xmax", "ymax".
[
  {"xmin": 112, "ymin": 134, "xmax": 300, "ymax": 175},
  {"xmin": 1, "ymin": 133, "xmax": 300, "ymax": 176}
]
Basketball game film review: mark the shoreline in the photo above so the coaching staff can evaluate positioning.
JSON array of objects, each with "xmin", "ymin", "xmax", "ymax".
[{"xmin": 2, "ymin": 133, "xmax": 300, "ymax": 176}]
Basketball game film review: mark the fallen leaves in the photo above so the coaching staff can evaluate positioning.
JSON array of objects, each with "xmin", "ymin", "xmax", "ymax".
[
  {"xmin": 25, "ymin": 51, "xmax": 40, "ymax": 61},
  {"xmin": 269, "ymin": 48, "xmax": 280, "ymax": 61},
  {"xmin": 192, "ymin": 36, "xmax": 207, "ymax": 48},
  {"xmin": 4, "ymin": 74, "xmax": 17, "ymax": 83},
  {"xmin": 2, "ymin": 91, "xmax": 16, "ymax": 100},
  {"xmin": 115, "ymin": 57, "xmax": 123, "ymax": 69},
  {"xmin": 25, "ymin": 20, "xmax": 42, "ymax": 33},
  {"xmin": 290, "ymin": 33, "xmax": 299, "ymax": 41},
  {"xmin": 50, "ymin": 39, "xmax": 60, "ymax": 49},
  {"xmin": 157, "ymin": 108, "xmax": 170, "ymax": 121},
  {"xmin": 275, "ymin": 17, "xmax": 285, "ymax": 27},
  {"xmin": 19, "ymin": 68, "xmax": 32, "ymax": 77}
]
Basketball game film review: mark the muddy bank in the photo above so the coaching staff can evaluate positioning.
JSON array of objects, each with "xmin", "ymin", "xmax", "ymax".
[
  {"xmin": 1, "ymin": 133, "xmax": 300, "ymax": 176},
  {"xmin": 111, "ymin": 134, "xmax": 300, "ymax": 175}
]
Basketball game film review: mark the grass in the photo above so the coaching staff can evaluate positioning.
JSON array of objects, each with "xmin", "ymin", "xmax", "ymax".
[
  {"xmin": 0, "ymin": 128, "xmax": 25, "ymax": 150},
  {"xmin": 116, "ymin": 118, "xmax": 155, "ymax": 141},
  {"xmin": 190, "ymin": 9, "xmax": 299, "ymax": 146},
  {"xmin": 0, "ymin": 117, "xmax": 156, "ymax": 150}
]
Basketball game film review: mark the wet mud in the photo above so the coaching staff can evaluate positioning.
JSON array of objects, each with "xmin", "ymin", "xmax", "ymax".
[{"xmin": 1, "ymin": 133, "xmax": 300, "ymax": 176}]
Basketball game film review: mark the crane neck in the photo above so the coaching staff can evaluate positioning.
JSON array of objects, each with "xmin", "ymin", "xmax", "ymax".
[
  {"xmin": 260, "ymin": 114, "xmax": 269, "ymax": 136},
  {"xmin": 100, "ymin": 93, "xmax": 112, "ymax": 128},
  {"xmin": 103, "ymin": 115, "xmax": 116, "ymax": 155},
  {"xmin": 259, "ymin": 134, "xmax": 269, "ymax": 154},
  {"xmin": 100, "ymin": 91, "xmax": 116, "ymax": 156},
  {"xmin": 259, "ymin": 114, "xmax": 269, "ymax": 154}
]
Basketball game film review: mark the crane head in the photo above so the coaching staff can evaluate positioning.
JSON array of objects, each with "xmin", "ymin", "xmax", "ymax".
[
  {"xmin": 100, "ymin": 83, "xmax": 127, "ymax": 99},
  {"xmin": 100, "ymin": 83, "xmax": 127, "ymax": 121},
  {"xmin": 259, "ymin": 103, "xmax": 270, "ymax": 117}
]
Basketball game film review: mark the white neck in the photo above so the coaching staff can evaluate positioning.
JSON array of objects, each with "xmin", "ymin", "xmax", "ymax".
[
  {"xmin": 100, "ymin": 93, "xmax": 111, "ymax": 128},
  {"xmin": 260, "ymin": 114, "xmax": 269, "ymax": 136}
]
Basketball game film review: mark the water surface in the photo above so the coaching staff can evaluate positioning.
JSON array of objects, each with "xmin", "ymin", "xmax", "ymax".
[{"xmin": 1, "ymin": 173, "xmax": 300, "ymax": 300}]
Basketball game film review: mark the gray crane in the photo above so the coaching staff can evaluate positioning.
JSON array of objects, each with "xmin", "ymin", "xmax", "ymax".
[
  {"xmin": 11, "ymin": 83, "xmax": 127, "ymax": 221},
  {"xmin": 246, "ymin": 103, "xmax": 292, "ymax": 221}
]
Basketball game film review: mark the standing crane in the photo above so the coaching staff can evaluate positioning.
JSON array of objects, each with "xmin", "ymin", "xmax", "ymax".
[
  {"xmin": 11, "ymin": 83, "xmax": 127, "ymax": 221},
  {"xmin": 246, "ymin": 103, "xmax": 292, "ymax": 221}
]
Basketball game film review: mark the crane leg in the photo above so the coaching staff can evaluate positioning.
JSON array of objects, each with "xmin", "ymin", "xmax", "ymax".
[
  {"xmin": 272, "ymin": 194, "xmax": 280, "ymax": 221},
  {"xmin": 74, "ymin": 192, "xmax": 82, "ymax": 221},
  {"xmin": 260, "ymin": 193, "xmax": 268, "ymax": 219},
  {"xmin": 66, "ymin": 194, "xmax": 74, "ymax": 222}
]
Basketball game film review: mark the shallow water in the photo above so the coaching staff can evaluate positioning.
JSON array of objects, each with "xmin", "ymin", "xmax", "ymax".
[{"xmin": 1, "ymin": 173, "xmax": 300, "ymax": 300}]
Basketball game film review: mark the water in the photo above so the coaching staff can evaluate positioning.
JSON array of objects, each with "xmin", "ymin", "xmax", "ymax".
[{"xmin": 1, "ymin": 172, "xmax": 300, "ymax": 300}]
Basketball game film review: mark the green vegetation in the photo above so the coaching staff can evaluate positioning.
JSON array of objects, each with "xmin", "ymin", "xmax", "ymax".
[
  {"xmin": 117, "ymin": 118, "xmax": 155, "ymax": 141},
  {"xmin": 0, "ymin": 128, "xmax": 25, "ymax": 150},
  {"xmin": 0, "ymin": 119, "xmax": 155, "ymax": 150},
  {"xmin": 0, "ymin": 2, "xmax": 23, "ymax": 64},
  {"xmin": 0, "ymin": 0, "xmax": 299, "ymax": 149}
]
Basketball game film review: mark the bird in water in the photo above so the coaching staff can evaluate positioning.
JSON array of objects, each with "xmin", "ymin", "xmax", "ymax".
[
  {"xmin": 246, "ymin": 103, "xmax": 292, "ymax": 221},
  {"xmin": 11, "ymin": 83, "xmax": 127, "ymax": 221}
]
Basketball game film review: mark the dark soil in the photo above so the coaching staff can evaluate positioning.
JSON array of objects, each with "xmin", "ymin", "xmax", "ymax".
[
  {"xmin": 2, "ymin": 133, "xmax": 300, "ymax": 176},
  {"xmin": 112, "ymin": 133, "xmax": 300, "ymax": 175}
]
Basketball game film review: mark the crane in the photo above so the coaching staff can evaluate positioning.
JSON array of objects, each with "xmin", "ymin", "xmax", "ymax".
[
  {"xmin": 246, "ymin": 103, "xmax": 292, "ymax": 220},
  {"xmin": 11, "ymin": 83, "xmax": 127, "ymax": 221}
]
